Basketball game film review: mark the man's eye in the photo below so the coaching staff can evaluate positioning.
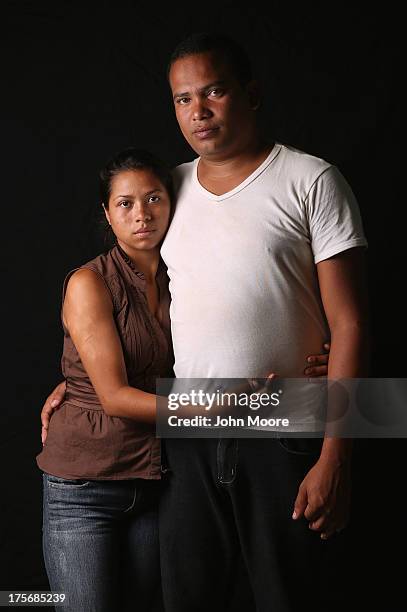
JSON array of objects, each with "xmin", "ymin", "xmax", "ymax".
[
  {"xmin": 177, "ymin": 97, "xmax": 190, "ymax": 105},
  {"xmin": 148, "ymin": 195, "xmax": 160, "ymax": 204},
  {"xmin": 119, "ymin": 200, "xmax": 131, "ymax": 208},
  {"xmin": 208, "ymin": 88, "xmax": 223, "ymax": 97}
]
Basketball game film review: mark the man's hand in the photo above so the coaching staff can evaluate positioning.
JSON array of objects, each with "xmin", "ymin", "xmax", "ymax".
[
  {"xmin": 304, "ymin": 342, "xmax": 330, "ymax": 377},
  {"xmin": 41, "ymin": 380, "xmax": 67, "ymax": 445},
  {"xmin": 291, "ymin": 455, "xmax": 351, "ymax": 539}
]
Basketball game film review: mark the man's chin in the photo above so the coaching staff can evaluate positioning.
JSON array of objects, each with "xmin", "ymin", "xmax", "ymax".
[{"xmin": 190, "ymin": 139, "xmax": 224, "ymax": 158}]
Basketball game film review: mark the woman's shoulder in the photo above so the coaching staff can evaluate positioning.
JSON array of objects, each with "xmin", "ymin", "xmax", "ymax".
[
  {"xmin": 79, "ymin": 247, "xmax": 121, "ymax": 278},
  {"xmin": 63, "ymin": 268, "xmax": 113, "ymax": 315},
  {"xmin": 63, "ymin": 248, "xmax": 124, "ymax": 305}
]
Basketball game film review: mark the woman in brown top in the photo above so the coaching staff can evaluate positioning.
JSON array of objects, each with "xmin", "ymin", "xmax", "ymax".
[{"xmin": 37, "ymin": 148, "xmax": 174, "ymax": 612}]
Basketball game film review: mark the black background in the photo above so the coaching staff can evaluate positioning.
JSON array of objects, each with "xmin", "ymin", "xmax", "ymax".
[{"xmin": 1, "ymin": 1, "xmax": 405, "ymax": 610}]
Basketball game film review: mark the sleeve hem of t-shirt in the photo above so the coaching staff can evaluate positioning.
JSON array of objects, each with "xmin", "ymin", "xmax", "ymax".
[{"xmin": 314, "ymin": 238, "xmax": 368, "ymax": 264}]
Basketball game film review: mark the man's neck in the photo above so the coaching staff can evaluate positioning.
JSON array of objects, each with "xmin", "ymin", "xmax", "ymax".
[
  {"xmin": 199, "ymin": 137, "xmax": 270, "ymax": 174},
  {"xmin": 197, "ymin": 139, "xmax": 273, "ymax": 196}
]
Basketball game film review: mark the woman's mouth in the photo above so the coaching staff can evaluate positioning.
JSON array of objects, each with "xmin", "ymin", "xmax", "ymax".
[{"xmin": 133, "ymin": 229, "xmax": 155, "ymax": 237}]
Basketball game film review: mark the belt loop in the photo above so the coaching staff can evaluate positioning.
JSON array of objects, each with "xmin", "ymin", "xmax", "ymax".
[{"xmin": 217, "ymin": 438, "xmax": 238, "ymax": 485}]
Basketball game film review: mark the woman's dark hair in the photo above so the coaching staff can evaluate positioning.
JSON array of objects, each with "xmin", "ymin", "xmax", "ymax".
[
  {"xmin": 99, "ymin": 147, "xmax": 174, "ymax": 248},
  {"xmin": 167, "ymin": 32, "xmax": 253, "ymax": 87},
  {"xmin": 100, "ymin": 147, "xmax": 174, "ymax": 208}
]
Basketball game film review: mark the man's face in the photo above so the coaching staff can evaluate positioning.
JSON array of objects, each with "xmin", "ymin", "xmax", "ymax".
[{"xmin": 169, "ymin": 52, "xmax": 255, "ymax": 158}]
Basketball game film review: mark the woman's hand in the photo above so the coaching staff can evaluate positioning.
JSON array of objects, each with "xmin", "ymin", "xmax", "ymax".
[
  {"xmin": 41, "ymin": 380, "xmax": 67, "ymax": 445},
  {"xmin": 247, "ymin": 372, "xmax": 277, "ymax": 392},
  {"xmin": 304, "ymin": 342, "xmax": 330, "ymax": 377}
]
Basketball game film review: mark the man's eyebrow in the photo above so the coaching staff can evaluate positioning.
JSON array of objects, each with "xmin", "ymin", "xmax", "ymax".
[
  {"xmin": 114, "ymin": 194, "xmax": 133, "ymax": 200},
  {"xmin": 172, "ymin": 80, "xmax": 227, "ymax": 100}
]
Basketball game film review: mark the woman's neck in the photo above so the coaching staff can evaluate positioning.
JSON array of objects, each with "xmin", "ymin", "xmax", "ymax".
[{"xmin": 117, "ymin": 242, "xmax": 160, "ymax": 282}]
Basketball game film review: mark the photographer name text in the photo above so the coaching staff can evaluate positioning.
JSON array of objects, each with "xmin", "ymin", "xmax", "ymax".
[{"xmin": 167, "ymin": 415, "xmax": 290, "ymax": 428}]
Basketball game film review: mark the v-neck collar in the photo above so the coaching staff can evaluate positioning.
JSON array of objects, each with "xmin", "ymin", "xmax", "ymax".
[{"xmin": 192, "ymin": 142, "xmax": 282, "ymax": 202}]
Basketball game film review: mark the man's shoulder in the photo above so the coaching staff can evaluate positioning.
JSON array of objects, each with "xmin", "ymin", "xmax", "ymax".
[
  {"xmin": 169, "ymin": 158, "xmax": 197, "ymax": 195},
  {"xmin": 278, "ymin": 143, "xmax": 332, "ymax": 180},
  {"xmin": 171, "ymin": 158, "xmax": 196, "ymax": 179}
]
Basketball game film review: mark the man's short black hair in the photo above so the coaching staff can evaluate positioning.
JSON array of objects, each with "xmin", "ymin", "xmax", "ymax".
[{"xmin": 167, "ymin": 32, "xmax": 253, "ymax": 86}]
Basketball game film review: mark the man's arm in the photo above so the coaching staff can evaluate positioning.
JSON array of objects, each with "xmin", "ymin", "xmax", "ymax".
[{"xmin": 292, "ymin": 247, "xmax": 369, "ymax": 538}]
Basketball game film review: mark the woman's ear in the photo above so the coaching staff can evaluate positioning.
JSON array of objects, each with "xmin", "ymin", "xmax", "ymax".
[
  {"xmin": 102, "ymin": 203, "xmax": 111, "ymax": 225},
  {"xmin": 247, "ymin": 79, "xmax": 261, "ymax": 111}
]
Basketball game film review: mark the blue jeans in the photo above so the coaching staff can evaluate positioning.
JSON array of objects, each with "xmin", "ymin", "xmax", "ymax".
[{"xmin": 42, "ymin": 473, "xmax": 162, "ymax": 612}]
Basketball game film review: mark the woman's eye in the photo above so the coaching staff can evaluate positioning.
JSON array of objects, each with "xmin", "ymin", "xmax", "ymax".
[
  {"xmin": 148, "ymin": 196, "xmax": 160, "ymax": 204},
  {"xmin": 119, "ymin": 200, "xmax": 131, "ymax": 208}
]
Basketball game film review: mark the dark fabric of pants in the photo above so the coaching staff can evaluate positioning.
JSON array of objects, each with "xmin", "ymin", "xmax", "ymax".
[
  {"xmin": 160, "ymin": 438, "xmax": 347, "ymax": 612},
  {"xmin": 42, "ymin": 473, "xmax": 163, "ymax": 612}
]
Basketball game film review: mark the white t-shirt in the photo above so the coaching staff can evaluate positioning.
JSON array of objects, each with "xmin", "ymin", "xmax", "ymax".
[{"xmin": 161, "ymin": 143, "xmax": 367, "ymax": 385}]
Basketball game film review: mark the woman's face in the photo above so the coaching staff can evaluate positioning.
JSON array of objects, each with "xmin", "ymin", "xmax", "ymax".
[{"xmin": 104, "ymin": 168, "xmax": 171, "ymax": 255}]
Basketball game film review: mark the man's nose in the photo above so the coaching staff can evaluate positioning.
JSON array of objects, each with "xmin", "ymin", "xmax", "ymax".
[{"xmin": 192, "ymin": 96, "xmax": 212, "ymax": 121}]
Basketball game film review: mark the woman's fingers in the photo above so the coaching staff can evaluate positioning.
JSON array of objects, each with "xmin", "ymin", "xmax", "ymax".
[
  {"xmin": 305, "ymin": 342, "xmax": 331, "ymax": 376},
  {"xmin": 304, "ymin": 364, "xmax": 328, "ymax": 377}
]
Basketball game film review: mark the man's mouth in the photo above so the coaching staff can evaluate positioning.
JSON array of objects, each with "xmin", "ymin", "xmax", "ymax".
[{"xmin": 193, "ymin": 127, "xmax": 219, "ymax": 140}]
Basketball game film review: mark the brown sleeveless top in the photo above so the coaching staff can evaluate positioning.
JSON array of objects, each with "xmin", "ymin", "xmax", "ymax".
[{"xmin": 36, "ymin": 245, "xmax": 174, "ymax": 480}]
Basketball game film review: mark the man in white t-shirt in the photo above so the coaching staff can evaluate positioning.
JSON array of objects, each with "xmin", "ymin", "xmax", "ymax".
[
  {"xmin": 157, "ymin": 33, "xmax": 368, "ymax": 612},
  {"xmin": 162, "ymin": 145, "xmax": 366, "ymax": 432},
  {"xmin": 41, "ymin": 33, "xmax": 368, "ymax": 612}
]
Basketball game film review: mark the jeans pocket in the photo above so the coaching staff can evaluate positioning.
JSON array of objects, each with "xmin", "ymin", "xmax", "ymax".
[
  {"xmin": 45, "ymin": 473, "xmax": 90, "ymax": 489},
  {"xmin": 277, "ymin": 437, "xmax": 323, "ymax": 456}
]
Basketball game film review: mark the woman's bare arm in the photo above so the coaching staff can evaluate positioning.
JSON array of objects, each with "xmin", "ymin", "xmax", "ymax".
[{"xmin": 63, "ymin": 268, "xmax": 157, "ymax": 422}]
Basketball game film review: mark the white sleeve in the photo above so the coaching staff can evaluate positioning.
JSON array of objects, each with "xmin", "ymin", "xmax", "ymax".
[{"xmin": 305, "ymin": 165, "xmax": 368, "ymax": 264}]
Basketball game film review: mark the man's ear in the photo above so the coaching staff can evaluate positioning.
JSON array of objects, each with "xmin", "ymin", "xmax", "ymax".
[
  {"xmin": 102, "ymin": 203, "xmax": 111, "ymax": 225},
  {"xmin": 247, "ymin": 79, "xmax": 261, "ymax": 111}
]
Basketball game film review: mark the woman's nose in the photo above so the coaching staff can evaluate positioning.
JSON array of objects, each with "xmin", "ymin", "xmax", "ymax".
[{"xmin": 134, "ymin": 204, "xmax": 152, "ymax": 222}]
